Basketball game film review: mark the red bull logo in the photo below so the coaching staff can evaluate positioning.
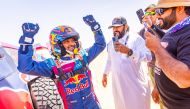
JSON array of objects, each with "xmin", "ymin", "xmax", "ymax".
[
  {"xmin": 65, "ymin": 74, "xmax": 87, "ymax": 85},
  {"xmin": 64, "ymin": 74, "xmax": 89, "ymax": 95},
  {"xmin": 65, "ymin": 77, "xmax": 76, "ymax": 85},
  {"xmin": 66, "ymin": 80, "xmax": 89, "ymax": 95},
  {"xmin": 78, "ymin": 74, "xmax": 87, "ymax": 81}
]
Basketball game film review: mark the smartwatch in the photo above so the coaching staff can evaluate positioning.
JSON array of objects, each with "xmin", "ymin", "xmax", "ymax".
[{"xmin": 127, "ymin": 49, "xmax": 133, "ymax": 57}]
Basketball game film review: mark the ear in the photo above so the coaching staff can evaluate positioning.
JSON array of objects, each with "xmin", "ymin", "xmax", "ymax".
[
  {"xmin": 125, "ymin": 24, "xmax": 129, "ymax": 31},
  {"xmin": 176, "ymin": 6, "xmax": 185, "ymax": 14},
  {"xmin": 175, "ymin": 6, "xmax": 188, "ymax": 22},
  {"xmin": 77, "ymin": 41, "xmax": 82, "ymax": 48}
]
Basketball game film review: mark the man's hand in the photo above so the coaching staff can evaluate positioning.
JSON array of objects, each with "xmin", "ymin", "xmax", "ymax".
[
  {"xmin": 83, "ymin": 15, "xmax": 101, "ymax": 32},
  {"xmin": 151, "ymin": 86, "xmax": 160, "ymax": 104},
  {"xmin": 142, "ymin": 16, "xmax": 152, "ymax": 28},
  {"xmin": 102, "ymin": 74, "xmax": 108, "ymax": 87},
  {"xmin": 19, "ymin": 23, "xmax": 39, "ymax": 44},
  {"xmin": 144, "ymin": 30, "xmax": 162, "ymax": 53},
  {"xmin": 114, "ymin": 42, "xmax": 130, "ymax": 54}
]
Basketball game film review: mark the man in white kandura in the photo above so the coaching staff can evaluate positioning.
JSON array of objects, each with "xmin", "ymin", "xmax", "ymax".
[{"xmin": 102, "ymin": 16, "xmax": 152, "ymax": 109}]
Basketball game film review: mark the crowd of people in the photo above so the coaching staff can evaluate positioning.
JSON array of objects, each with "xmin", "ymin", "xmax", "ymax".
[{"xmin": 16, "ymin": 0, "xmax": 190, "ymax": 109}]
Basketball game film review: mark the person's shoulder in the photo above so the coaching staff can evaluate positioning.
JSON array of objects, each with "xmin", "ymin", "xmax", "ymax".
[
  {"xmin": 167, "ymin": 25, "xmax": 190, "ymax": 42},
  {"xmin": 107, "ymin": 40, "xmax": 112, "ymax": 46}
]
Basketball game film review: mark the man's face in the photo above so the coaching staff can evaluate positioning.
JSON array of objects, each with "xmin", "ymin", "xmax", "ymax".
[
  {"xmin": 112, "ymin": 25, "xmax": 127, "ymax": 39},
  {"xmin": 156, "ymin": 8, "xmax": 177, "ymax": 30},
  {"xmin": 62, "ymin": 37, "xmax": 76, "ymax": 52},
  {"xmin": 145, "ymin": 8, "xmax": 157, "ymax": 24}
]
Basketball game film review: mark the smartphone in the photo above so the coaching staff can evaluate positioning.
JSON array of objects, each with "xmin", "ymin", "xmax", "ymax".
[
  {"xmin": 112, "ymin": 36, "xmax": 119, "ymax": 52},
  {"xmin": 136, "ymin": 9, "xmax": 144, "ymax": 24},
  {"xmin": 112, "ymin": 36, "xmax": 118, "ymax": 42}
]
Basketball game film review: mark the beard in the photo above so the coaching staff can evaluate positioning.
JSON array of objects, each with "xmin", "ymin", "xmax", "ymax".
[
  {"xmin": 113, "ymin": 28, "xmax": 126, "ymax": 39},
  {"xmin": 156, "ymin": 18, "xmax": 164, "ymax": 28},
  {"xmin": 160, "ymin": 8, "xmax": 177, "ymax": 30}
]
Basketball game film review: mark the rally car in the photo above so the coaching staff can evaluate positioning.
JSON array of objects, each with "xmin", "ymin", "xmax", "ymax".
[{"xmin": 0, "ymin": 42, "xmax": 63, "ymax": 109}]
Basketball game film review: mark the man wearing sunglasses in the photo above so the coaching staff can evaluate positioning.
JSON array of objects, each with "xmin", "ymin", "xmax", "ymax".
[
  {"xmin": 139, "ymin": 4, "xmax": 156, "ymax": 39},
  {"xmin": 140, "ymin": 4, "xmax": 165, "ymax": 39},
  {"xmin": 145, "ymin": 0, "xmax": 190, "ymax": 108},
  {"xmin": 140, "ymin": 4, "xmax": 166, "ymax": 109}
]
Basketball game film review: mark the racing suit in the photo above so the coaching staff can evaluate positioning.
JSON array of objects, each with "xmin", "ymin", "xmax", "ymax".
[{"xmin": 18, "ymin": 31, "xmax": 106, "ymax": 109}]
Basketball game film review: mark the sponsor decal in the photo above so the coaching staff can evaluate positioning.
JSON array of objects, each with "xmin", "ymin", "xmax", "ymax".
[{"xmin": 66, "ymin": 80, "xmax": 89, "ymax": 95}]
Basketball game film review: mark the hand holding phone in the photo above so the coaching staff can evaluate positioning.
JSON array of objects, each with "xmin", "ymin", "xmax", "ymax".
[
  {"xmin": 112, "ymin": 36, "xmax": 119, "ymax": 52},
  {"xmin": 136, "ymin": 9, "xmax": 157, "ymax": 36},
  {"xmin": 136, "ymin": 9, "xmax": 150, "ymax": 28}
]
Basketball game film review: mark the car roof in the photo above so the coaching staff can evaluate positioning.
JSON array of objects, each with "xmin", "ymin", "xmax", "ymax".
[{"xmin": 0, "ymin": 41, "xmax": 18, "ymax": 50}]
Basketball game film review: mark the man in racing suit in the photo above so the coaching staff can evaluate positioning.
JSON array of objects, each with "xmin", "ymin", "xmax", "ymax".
[{"xmin": 17, "ymin": 15, "xmax": 106, "ymax": 109}]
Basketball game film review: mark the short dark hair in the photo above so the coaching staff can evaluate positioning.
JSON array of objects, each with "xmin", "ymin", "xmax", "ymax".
[{"xmin": 185, "ymin": 6, "xmax": 190, "ymax": 16}]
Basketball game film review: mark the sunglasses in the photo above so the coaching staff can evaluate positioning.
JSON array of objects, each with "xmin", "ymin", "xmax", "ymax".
[
  {"xmin": 155, "ymin": 8, "xmax": 169, "ymax": 15},
  {"xmin": 145, "ymin": 11, "xmax": 156, "ymax": 16}
]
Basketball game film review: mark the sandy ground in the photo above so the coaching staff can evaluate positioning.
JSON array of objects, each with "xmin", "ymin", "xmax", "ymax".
[{"xmin": 89, "ymin": 51, "xmax": 161, "ymax": 109}]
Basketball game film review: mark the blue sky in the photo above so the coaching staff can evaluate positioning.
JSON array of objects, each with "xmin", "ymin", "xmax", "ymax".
[{"xmin": 0, "ymin": 0, "xmax": 157, "ymax": 47}]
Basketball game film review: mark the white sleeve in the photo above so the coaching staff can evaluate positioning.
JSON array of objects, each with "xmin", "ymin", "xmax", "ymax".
[
  {"xmin": 104, "ymin": 53, "xmax": 111, "ymax": 75},
  {"xmin": 129, "ymin": 36, "xmax": 152, "ymax": 63},
  {"xmin": 103, "ymin": 43, "xmax": 112, "ymax": 75}
]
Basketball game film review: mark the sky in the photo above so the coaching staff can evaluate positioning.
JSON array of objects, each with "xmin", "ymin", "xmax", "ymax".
[{"xmin": 0, "ymin": 0, "xmax": 157, "ymax": 48}]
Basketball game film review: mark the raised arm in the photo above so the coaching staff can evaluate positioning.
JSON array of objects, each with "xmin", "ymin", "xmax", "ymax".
[
  {"xmin": 17, "ymin": 23, "xmax": 53, "ymax": 77},
  {"xmin": 83, "ymin": 15, "xmax": 106, "ymax": 63}
]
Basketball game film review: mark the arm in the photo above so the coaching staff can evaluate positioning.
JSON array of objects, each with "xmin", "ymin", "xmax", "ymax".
[
  {"xmin": 103, "ymin": 51, "xmax": 111, "ymax": 75},
  {"xmin": 18, "ymin": 45, "xmax": 54, "ymax": 77},
  {"xmin": 114, "ymin": 35, "xmax": 152, "ymax": 63},
  {"xmin": 102, "ymin": 50, "xmax": 111, "ymax": 88},
  {"xmin": 153, "ymin": 47, "xmax": 190, "ymax": 88},
  {"xmin": 86, "ymin": 31, "xmax": 106, "ymax": 63},
  {"xmin": 83, "ymin": 15, "xmax": 106, "ymax": 63},
  {"xmin": 130, "ymin": 36, "xmax": 152, "ymax": 62},
  {"xmin": 17, "ymin": 23, "xmax": 53, "ymax": 77},
  {"xmin": 145, "ymin": 31, "xmax": 190, "ymax": 88}
]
